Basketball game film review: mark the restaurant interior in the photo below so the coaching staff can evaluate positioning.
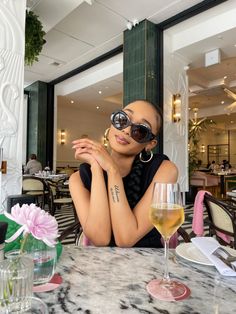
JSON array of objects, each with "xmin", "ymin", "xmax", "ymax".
[
  {"xmin": 46, "ymin": 0, "xmax": 236, "ymax": 200},
  {"xmin": 23, "ymin": 2, "xmax": 235, "ymax": 172},
  {"xmin": 1, "ymin": 1, "xmax": 236, "ymax": 312}
]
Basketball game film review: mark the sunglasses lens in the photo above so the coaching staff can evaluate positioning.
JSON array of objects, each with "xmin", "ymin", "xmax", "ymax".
[
  {"xmin": 131, "ymin": 125, "xmax": 149, "ymax": 143},
  {"xmin": 112, "ymin": 112, "xmax": 128, "ymax": 130},
  {"xmin": 111, "ymin": 110, "xmax": 155, "ymax": 143}
]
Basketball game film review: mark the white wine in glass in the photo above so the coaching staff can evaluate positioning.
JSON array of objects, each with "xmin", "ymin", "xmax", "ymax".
[{"xmin": 146, "ymin": 182, "xmax": 190, "ymax": 301}]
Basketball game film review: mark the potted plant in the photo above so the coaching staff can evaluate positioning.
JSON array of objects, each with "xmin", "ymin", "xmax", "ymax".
[{"xmin": 25, "ymin": 10, "xmax": 46, "ymax": 66}]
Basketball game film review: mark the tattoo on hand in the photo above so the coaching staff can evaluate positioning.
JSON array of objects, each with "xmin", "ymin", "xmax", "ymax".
[{"xmin": 110, "ymin": 185, "xmax": 120, "ymax": 203}]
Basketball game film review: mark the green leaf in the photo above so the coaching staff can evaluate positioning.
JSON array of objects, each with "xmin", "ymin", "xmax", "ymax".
[{"xmin": 25, "ymin": 10, "xmax": 46, "ymax": 66}]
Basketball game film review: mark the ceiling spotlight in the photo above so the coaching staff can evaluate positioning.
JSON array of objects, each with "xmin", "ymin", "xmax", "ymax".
[
  {"xmin": 70, "ymin": 100, "xmax": 74, "ymax": 104},
  {"xmin": 126, "ymin": 21, "xmax": 132, "ymax": 30},
  {"xmin": 96, "ymin": 106, "xmax": 100, "ymax": 109},
  {"xmin": 132, "ymin": 19, "xmax": 139, "ymax": 27},
  {"xmin": 98, "ymin": 90, "xmax": 102, "ymax": 94}
]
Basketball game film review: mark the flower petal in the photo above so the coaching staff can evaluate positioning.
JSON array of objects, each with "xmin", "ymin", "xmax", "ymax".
[
  {"xmin": 5, "ymin": 225, "xmax": 26, "ymax": 243},
  {"xmin": 4, "ymin": 204, "xmax": 59, "ymax": 244}
]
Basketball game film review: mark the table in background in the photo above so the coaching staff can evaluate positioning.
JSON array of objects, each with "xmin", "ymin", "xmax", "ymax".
[
  {"xmin": 37, "ymin": 246, "xmax": 236, "ymax": 314},
  {"xmin": 34, "ymin": 173, "xmax": 68, "ymax": 182},
  {"xmin": 211, "ymin": 172, "xmax": 236, "ymax": 197}
]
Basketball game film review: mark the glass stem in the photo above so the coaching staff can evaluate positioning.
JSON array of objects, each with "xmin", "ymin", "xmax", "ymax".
[{"xmin": 163, "ymin": 239, "xmax": 170, "ymax": 283}]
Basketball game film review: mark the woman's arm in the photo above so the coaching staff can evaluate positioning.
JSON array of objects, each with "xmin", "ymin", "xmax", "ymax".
[
  {"xmin": 69, "ymin": 141, "xmax": 112, "ymax": 246},
  {"xmin": 70, "ymin": 138, "xmax": 178, "ymax": 247},
  {"xmin": 107, "ymin": 160, "xmax": 178, "ymax": 247}
]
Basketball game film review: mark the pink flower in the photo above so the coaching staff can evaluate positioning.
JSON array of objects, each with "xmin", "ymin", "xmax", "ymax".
[{"xmin": 5, "ymin": 203, "xmax": 59, "ymax": 247}]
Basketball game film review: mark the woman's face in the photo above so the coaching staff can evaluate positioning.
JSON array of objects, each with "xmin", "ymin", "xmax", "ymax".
[{"xmin": 108, "ymin": 100, "xmax": 159, "ymax": 156}]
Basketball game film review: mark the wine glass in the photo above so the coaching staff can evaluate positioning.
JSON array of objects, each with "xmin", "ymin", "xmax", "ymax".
[{"xmin": 146, "ymin": 182, "xmax": 190, "ymax": 301}]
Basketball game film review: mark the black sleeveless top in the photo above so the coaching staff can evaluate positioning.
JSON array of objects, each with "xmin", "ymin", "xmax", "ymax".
[{"xmin": 79, "ymin": 153, "xmax": 169, "ymax": 248}]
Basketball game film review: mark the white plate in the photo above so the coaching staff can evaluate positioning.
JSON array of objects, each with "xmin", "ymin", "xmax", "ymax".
[
  {"xmin": 176, "ymin": 243, "xmax": 213, "ymax": 266},
  {"xmin": 176, "ymin": 243, "xmax": 236, "ymax": 266}
]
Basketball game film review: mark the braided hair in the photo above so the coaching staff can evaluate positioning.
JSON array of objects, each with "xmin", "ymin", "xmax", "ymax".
[
  {"xmin": 125, "ymin": 156, "xmax": 144, "ymax": 209},
  {"xmin": 124, "ymin": 100, "xmax": 162, "ymax": 209}
]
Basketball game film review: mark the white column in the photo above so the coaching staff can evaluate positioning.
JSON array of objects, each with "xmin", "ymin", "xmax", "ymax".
[
  {"xmin": 163, "ymin": 33, "xmax": 189, "ymax": 193},
  {"xmin": 0, "ymin": 0, "xmax": 26, "ymax": 212}
]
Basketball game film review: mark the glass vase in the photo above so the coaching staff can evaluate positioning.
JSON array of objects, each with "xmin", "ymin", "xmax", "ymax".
[
  {"xmin": 0, "ymin": 252, "xmax": 34, "ymax": 313},
  {"xmin": 24, "ymin": 235, "xmax": 57, "ymax": 286}
]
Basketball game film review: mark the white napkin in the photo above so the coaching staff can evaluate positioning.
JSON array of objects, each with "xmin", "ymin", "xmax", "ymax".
[{"xmin": 191, "ymin": 237, "xmax": 236, "ymax": 276}]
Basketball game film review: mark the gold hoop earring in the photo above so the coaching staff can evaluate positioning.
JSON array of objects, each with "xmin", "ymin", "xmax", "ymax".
[
  {"xmin": 103, "ymin": 128, "xmax": 110, "ymax": 148},
  {"xmin": 139, "ymin": 150, "xmax": 153, "ymax": 163}
]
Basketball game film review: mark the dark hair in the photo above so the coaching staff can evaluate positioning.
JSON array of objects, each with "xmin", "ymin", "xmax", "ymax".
[
  {"xmin": 125, "ymin": 99, "xmax": 163, "ymax": 136},
  {"xmin": 30, "ymin": 154, "xmax": 37, "ymax": 160},
  {"xmin": 124, "ymin": 100, "xmax": 162, "ymax": 208},
  {"xmin": 126, "ymin": 157, "xmax": 144, "ymax": 209}
]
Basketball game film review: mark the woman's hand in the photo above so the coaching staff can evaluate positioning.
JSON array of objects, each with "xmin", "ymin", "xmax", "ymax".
[
  {"xmin": 72, "ymin": 138, "xmax": 117, "ymax": 172},
  {"xmin": 72, "ymin": 138, "xmax": 97, "ymax": 166}
]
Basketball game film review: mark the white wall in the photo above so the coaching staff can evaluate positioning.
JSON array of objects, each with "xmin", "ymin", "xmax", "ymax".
[
  {"xmin": 0, "ymin": 0, "xmax": 26, "ymax": 212},
  {"xmin": 54, "ymin": 54, "xmax": 123, "ymax": 169},
  {"xmin": 163, "ymin": 33, "xmax": 189, "ymax": 192},
  {"xmin": 56, "ymin": 104, "xmax": 110, "ymax": 167}
]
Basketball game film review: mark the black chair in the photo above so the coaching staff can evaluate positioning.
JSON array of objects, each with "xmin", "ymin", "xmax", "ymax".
[
  {"xmin": 57, "ymin": 218, "xmax": 81, "ymax": 243},
  {"xmin": 203, "ymin": 193, "xmax": 236, "ymax": 248},
  {"xmin": 7, "ymin": 194, "xmax": 36, "ymax": 213},
  {"xmin": 46, "ymin": 179, "xmax": 75, "ymax": 216},
  {"xmin": 177, "ymin": 227, "xmax": 191, "ymax": 243},
  {"xmin": 56, "ymin": 178, "xmax": 70, "ymax": 197},
  {"xmin": 22, "ymin": 176, "xmax": 49, "ymax": 208}
]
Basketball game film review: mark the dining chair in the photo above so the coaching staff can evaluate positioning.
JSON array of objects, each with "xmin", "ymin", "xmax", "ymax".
[
  {"xmin": 57, "ymin": 218, "xmax": 81, "ymax": 243},
  {"xmin": 177, "ymin": 227, "xmax": 191, "ymax": 243},
  {"xmin": 22, "ymin": 176, "xmax": 49, "ymax": 208},
  {"xmin": 203, "ymin": 193, "xmax": 236, "ymax": 248},
  {"xmin": 58, "ymin": 167, "xmax": 74, "ymax": 177},
  {"xmin": 56, "ymin": 178, "xmax": 70, "ymax": 198},
  {"xmin": 7, "ymin": 194, "xmax": 36, "ymax": 213},
  {"xmin": 190, "ymin": 171, "xmax": 220, "ymax": 197},
  {"xmin": 46, "ymin": 179, "xmax": 75, "ymax": 217},
  {"xmin": 225, "ymin": 176, "xmax": 236, "ymax": 194}
]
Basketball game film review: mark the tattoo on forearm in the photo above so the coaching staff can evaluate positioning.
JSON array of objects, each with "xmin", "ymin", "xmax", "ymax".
[{"xmin": 110, "ymin": 185, "xmax": 120, "ymax": 203}]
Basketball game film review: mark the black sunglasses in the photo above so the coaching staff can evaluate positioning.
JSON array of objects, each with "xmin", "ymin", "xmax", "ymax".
[{"xmin": 110, "ymin": 110, "xmax": 156, "ymax": 143}]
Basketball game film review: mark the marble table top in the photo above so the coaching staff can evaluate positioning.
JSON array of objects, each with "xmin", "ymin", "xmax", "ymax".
[{"xmin": 36, "ymin": 246, "xmax": 236, "ymax": 314}]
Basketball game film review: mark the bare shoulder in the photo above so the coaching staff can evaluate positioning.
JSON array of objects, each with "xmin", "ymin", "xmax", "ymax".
[
  {"xmin": 162, "ymin": 159, "xmax": 178, "ymax": 171},
  {"xmin": 69, "ymin": 170, "xmax": 81, "ymax": 185},
  {"xmin": 154, "ymin": 159, "xmax": 178, "ymax": 182}
]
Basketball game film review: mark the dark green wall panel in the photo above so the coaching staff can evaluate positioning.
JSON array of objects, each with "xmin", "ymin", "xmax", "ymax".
[
  {"xmin": 123, "ymin": 19, "xmax": 158, "ymax": 107},
  {"xmin": 25, "ymin": 81, "xmax": 53, "ymax": 168},
  {"xmin": 123, "ymin": 19, "xmax": 163, "ymax": 152}
]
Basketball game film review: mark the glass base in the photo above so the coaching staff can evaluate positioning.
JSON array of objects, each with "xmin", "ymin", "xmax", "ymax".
[{"xmin": 146, "ymin": 279, "xmax": 191, "ymax": 301}]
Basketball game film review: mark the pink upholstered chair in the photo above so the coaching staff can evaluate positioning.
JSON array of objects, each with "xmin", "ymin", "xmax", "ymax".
[{"xmin": 190, "ymin": 171, "xmax": 220, "ymax": 196}]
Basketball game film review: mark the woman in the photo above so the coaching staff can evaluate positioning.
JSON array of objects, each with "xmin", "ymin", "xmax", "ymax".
[{"xmin": 69, "ymin": 100, "xmax": 178, "ymax": 247}]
